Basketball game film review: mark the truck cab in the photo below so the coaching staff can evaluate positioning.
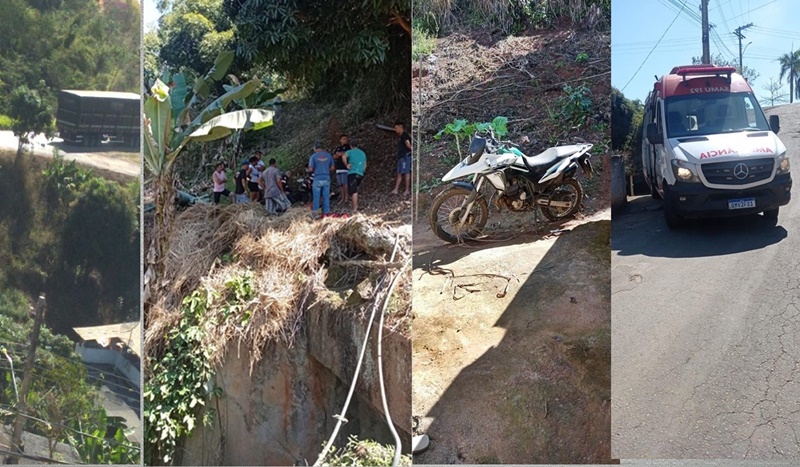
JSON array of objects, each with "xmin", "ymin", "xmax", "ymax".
[{"xmin": 641, "ymin": 65, "xmax": 791, "ymax": 228}]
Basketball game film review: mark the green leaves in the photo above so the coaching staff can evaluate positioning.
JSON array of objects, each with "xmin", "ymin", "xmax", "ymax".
[{"xmin": 144, "ymin": 274, "xmax": 255, "ymax": 465}]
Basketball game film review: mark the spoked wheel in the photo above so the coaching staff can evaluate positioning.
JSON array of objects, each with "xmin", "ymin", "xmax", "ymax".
[
  {"xmin": 540, "ymin": 178, "xmax": 584, "ymax": 221},
  {"xmin": 428, "ymin": 186, "xmax": 489, "ymax": 243}
]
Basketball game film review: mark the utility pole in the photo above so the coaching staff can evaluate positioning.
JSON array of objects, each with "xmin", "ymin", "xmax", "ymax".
[
  {"xmin": 701, "ymin": 0, "xmax": 710, "ymax": 64},
  {"xmin": 734, "ymin": 23, "xmax": 754, "ymax": 74},
  {"xmin": 6, "ymin": 295, "xmax": 45, "ymax": 465}
]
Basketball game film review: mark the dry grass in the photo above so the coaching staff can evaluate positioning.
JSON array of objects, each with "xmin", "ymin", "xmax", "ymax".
[{"xmin": 144, "ymin": 203, "xmax": 411, "ymax": 374}]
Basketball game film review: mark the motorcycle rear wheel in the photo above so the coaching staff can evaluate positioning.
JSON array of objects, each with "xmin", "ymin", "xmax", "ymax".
[
  {"xmin": 541, "ymin": 177, "xmax": 583, "ymax": 221},
  {"xmin": 428, "ymin": 186, "xmax": 489, "ymax": 243}
]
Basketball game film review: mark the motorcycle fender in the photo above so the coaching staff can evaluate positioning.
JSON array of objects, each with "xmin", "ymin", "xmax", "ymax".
[{"xmin": 543, "ymin": 163, "xmax": 578, "ymax": 186}]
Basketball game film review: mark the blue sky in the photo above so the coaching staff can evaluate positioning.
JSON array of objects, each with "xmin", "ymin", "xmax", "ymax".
[
  {"xmin": 143, "ymin": 0, "xmax": 159, "ymax": 32},
  {"xmin": 612, "ymin": 0, "xmax": 800, "ymax": 105}
]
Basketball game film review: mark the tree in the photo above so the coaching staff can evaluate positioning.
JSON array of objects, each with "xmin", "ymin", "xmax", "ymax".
[
  {"xmin": 610, "ymin": 87, "xmax": 635, "ymax": 151},
  {"xmin": 224, "ymin": 0, "xmax": 410, "ymax": 104},
  {"xmin": 778, "ymin": 50, "xmax": 800, "ymax": 103},
  {"xmin": 8, "ymin": 86, "xmax": 53, "ymax": 156},
  {"xmin": 692, "ymin": 54, "xmax": 759, "ymax": 84},
  {"xmin": 156, "ymin": 0, "xmax": 234, "ymax": 78},
  {"xmin": 143, "ymin": 52, "xmax": 275, "ymax": 298},
  {"xmin": 54, "ymin": 177, "xmax": 139, "ymax": 326},
  {"xmin": 761, "ymin": 77, "xmax": 789, "ymax": 107}
]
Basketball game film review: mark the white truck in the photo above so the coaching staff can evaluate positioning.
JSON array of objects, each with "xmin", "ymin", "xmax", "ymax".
[{"xmin": 642, "ymin": 64, "xmax": 791, "ymax": 228}]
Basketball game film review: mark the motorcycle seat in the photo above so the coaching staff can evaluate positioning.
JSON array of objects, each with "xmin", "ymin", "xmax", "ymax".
[{"xmin": 521, "ymin": 145, "xmax": 585, "ymax": 169}]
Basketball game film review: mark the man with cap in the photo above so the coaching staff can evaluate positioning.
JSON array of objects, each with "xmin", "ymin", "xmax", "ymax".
[
  {"xmin": 307, "ymin": 143, "xmax": 334, "ymax": 218},
  {"xmin": 234, "ymin": 159, "xmax": 250, "ymax": 203}
]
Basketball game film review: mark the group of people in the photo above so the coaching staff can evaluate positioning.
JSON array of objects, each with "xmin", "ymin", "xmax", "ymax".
[
  {"xmin": 212, "ymin": 150, "xmax": 291, "ymax": 215},
  {"xmin": 211, "ymin": 121, "xmax": 413, "ymax": 219}
]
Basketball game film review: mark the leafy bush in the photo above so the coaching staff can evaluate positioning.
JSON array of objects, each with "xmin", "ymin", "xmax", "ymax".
[
  {"xmin": 412, "ymin": 26, "xmax": 437, "ymax": 61},
  {"xmin": 0, "ymin": 288, "xmax": 30, "ymax": 322},
  {"xmin": 0, "ymin": 114, "xmax": 12, "ymax": 130},
  {"xmin": 557, "ymin": 84, "xmax": 593, "ymax": 127},
  {"xmin": 325, "ymin": 436, "xmax": 412, "ymax": 466}
]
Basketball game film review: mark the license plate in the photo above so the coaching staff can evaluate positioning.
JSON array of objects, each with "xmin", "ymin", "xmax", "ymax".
[{"xmin": 728, "ymin": 198, "xmax": 756, "ymax": 210}]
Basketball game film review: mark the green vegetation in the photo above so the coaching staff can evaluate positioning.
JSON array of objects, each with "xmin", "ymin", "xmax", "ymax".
[
  {"xmin": 8, "ymin": 86, "xmax": 54, "ymax": 156},
  {"xmin": 434, "ymin": 116, "xmax": 509, "ymax": 158},
  {"xmin": 0, "ymin": 0, "xmax": 139, "ymax": 119},
  {"xmin": 325, "ymin": 436, "xmax": 412, "ymax": 466},
  {"xmin": 610, "ymin": 87, "xmax": 644, "ymax": 175},
  {"xmin": 144, "ymin": 275, "xmax": 256, "ymax": 465},
  {"xmin": 557, "ymin": 84, "xmax": 593, "ymax": 127},
  {"xmin": 0, "ymin": 115, "xmax": 13, "ymax": 131},
  {"xmin": 0, "ymin": 151, "xmax": 139, "ymax": 333},
  {"xmin": 778, "ymin": 49, "xmax": 800, "ymax": 103},
  {"xmin": 413, "ymin": 0, "xmax": 610, "ymax": 36},
  {"xmin": 412, "ymin": 26, "xmax": 437, "ymax": 61},
  {"xmin": 0, "ymin": 314, "xmax": 139, "ymax": 463}
]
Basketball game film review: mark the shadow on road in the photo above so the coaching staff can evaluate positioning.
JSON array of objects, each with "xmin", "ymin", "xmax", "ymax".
[
  {"xmin": 614, "ymin": 197, "xmax": 788, "ymax": 258},
  {"xmin": 415, "ymin": 220, "xmax": 612, "ymax": 464}
]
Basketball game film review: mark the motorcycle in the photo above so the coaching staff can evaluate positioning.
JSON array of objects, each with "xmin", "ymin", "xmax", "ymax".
[{"xmin": 428, "ymin": 130, "xmax": 594, "ymax": 243}]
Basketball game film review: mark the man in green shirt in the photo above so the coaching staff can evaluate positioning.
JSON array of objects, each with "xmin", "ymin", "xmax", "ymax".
[{"xmin": 343, "ymin": 140, "xmax": 367, "ymax": 213}]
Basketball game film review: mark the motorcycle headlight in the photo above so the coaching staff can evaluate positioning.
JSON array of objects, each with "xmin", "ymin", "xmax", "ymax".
[
  {"xmin": 671, "ymin": 159, "xmax": 700, "ymax": 183},
  {"xmin": 776, "ymin": 152, "xmax": 790, "ymax": 175}
]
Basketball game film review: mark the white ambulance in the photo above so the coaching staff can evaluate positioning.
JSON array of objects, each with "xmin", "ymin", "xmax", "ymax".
[{"xmin": 642, "ymin": 65, "xmax": 791, "ymax": 228}]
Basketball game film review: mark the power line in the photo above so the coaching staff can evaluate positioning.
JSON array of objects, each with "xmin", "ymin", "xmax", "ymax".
[
  {"xmin": 728, "ymin": 0, "xmax": 778, "ymax": 20},
  {"xmin": 621, "ymin": 0, "xmax": 690, "ymax": 93},
  {"xmin": 0, "ymin": 364, "xmax": 140, "ymax": 406}
]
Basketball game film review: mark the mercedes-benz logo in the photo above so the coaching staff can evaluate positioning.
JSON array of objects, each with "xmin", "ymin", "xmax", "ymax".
[{"xmin": 733, "ymin": 163, "xmax": 749, "ymax": 180}]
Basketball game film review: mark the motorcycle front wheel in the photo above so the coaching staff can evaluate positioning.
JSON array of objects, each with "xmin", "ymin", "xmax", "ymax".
[
  {"xmin": 428, "ymin": 186, "xmax": 489, "ymax": 243},
  {"xmin": 541, "ymin": 177, "xmax": 583, "ymax": 221}
]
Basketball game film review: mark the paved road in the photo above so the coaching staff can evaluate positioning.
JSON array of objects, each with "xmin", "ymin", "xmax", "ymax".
[
  {"xmin": 612, "ymin": 104, "xmax": 800, "ymax": 459},
  {"xmin": 0, "ymin": 131, "xmax": 139, "ymax": 178}
]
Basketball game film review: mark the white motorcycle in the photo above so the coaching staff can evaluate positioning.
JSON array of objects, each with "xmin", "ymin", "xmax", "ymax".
[{"xmin": 428, "ymin": 130, "xmax": 594, "ymax": 243}]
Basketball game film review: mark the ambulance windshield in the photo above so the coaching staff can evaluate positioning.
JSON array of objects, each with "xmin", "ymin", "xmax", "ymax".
[{"xmin": 664, "ymin": 92, "xmax": 769, "ymax": 138}]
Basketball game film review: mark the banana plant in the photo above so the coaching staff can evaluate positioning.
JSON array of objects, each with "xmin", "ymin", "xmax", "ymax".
[{"xmin": 143, "ymin": 51, "xmax": 277, "ymax": 295}]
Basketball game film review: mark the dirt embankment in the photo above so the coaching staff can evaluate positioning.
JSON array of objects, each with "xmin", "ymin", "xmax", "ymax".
[
  {"xmin": 410, "ymin": 23, "xmax": 613, "ymax": 464},
  {"xmin": 413, "ymin": 26, "xmax": 611, "ymax": 218}
]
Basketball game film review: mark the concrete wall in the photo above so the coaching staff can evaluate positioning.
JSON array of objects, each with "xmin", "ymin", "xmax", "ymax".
[
  {"xmin": 75, "ymin": 344, "xmax": 141, "ymax": 389},
  {"xmin": 180, "ymin": 302, "xmax": 411, "ymax": 466}
]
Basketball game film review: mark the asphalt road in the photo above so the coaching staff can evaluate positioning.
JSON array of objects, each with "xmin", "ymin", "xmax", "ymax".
[{"xmin": 612, "ymin": 104, "xmax": 800, "ymax": 460}]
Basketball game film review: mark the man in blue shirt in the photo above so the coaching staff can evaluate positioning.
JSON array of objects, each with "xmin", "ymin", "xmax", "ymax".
[{"xmin": 308, "ymin": 143, "xmax": 334, "ymax": 217}]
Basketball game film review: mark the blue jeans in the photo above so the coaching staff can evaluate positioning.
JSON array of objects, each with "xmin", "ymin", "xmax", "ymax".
[{"xmin": 312, "ymin": 178, "xmax": 330, "ymax": 214}]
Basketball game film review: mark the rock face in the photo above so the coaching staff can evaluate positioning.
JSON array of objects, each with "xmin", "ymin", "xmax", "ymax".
[{"xmin": 180, "ymin": 304, "xmax": 411, "ymax": 466}]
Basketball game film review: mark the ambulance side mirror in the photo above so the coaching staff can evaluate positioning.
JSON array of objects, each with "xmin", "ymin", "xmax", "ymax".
[
  {"xmin": 646, "ymin": 122, "xmax": 663, "ymax": 145},
  {"xmin": 769, "ymin": 115, "xmax": 780, "ymax": 134}
]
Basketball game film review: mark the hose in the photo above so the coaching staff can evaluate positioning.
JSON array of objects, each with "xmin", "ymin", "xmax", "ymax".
[
  {"xmin": 376, "ymin": 258, "xmax": 411, "ymax": 467},
  {"xmin": 313, "ymin": 236, "xmax": 401, "ymax": 466}
]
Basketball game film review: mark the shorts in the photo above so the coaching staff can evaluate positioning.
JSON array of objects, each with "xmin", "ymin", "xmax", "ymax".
[
  {"xmin": 336, "ymin": 170, "xmax": 348, "ymax": 187},
  {"xmin": 247, "ymin": 182, "xmax": 260, "ymax": 192},
  {"xmin": 213, "ymin": 189, "xmax": 231, "ymax": 204},
  {"xmin": 397, "ymin": 154, "xmax": 412, "ymax": 175},
  {"xmin": 348, "ymin": 174, "xmax": 364, "ymax": 194}
]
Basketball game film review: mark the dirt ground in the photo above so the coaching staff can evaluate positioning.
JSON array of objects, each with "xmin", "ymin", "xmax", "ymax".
[
  {"xmin": 0, "ymin": 131, "xmax": 139, "ymax": 181},
  {"xmin": 410, "ymin": 22, "xmax": 612, "ymax": 464},
  {"xmin": 412, "ymin": 209, "xmax": 611, "ymax": 464}
]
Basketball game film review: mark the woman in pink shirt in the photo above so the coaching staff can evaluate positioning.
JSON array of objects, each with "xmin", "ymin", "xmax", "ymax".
[{"xmin": 213, "ymin": 162, "xmax": 235, "ymax": 204}]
